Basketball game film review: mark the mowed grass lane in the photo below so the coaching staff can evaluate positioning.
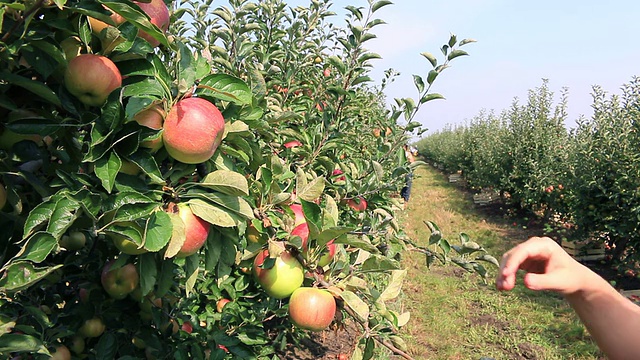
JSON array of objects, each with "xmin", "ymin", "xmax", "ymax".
[{"xmin": 396, "ymin": 165, "xmax": 603, "ymax": 360}]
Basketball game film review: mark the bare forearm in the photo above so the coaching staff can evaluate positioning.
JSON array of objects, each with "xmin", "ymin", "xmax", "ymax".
[{"xmin": 567, "ymin": 269, "xmax": 640, "ymax": 360}]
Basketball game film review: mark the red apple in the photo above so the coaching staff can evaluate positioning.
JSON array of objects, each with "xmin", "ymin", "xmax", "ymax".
[
  {"xmin": 288, "ymin": 287, "xmax": 336, "ymax": 331},
  {"xmin": 78, "ymin": 317, "xmax": 106, "ymax": 338},
  {"xmin": 64, "ymin": 54, "xmax": 122, "ymax": 106},
  {"xmin": 293, "ymin": 223, "xmax": 337, "ymax": 267},
  {"xmin": 323, "ymin": 68, "xmax": 330, "ymax": 77},
  {"xmin": 289, "ymin": 204, "xmax": 305, "ymax": 227},
  {"xmin": 50, "ymin": 345, "xmax": 71, "ymax": 360},
  {"xmin": 101, "ymin": 262, "xmax": 139, "ymax": 299},
  {"xmin": 133, "ymin": 0, "xmax": 170, "ymax": 47},
  {"xmin": 181, "ymin": 321, "xmax": 193, "ymax": 334},
  {"xmin": 346, "ymin": 196, "xmax": 367, "ymax": 212},
  {"xmin": 89, "ymin": 0, "xmax": 169, "ymax": 48},
  {"xmin": 284, "ymin": 140, "xmax": 302, "ymax": 148},
  {"xmin": 331, "ymin": 169, "xmax": 346, "ymax": 182},
  {"xmin": 216, "ymin": 298, "xmax": 230, "ymax": 312},
  {"xmin": 134, "ymin": 104, "xmax": 165, "ymax": 152},
  {"xmin": 372, "ymin": 128, "xmax": 381, "ymax": 138},
  {"xmin": 163, "ymin": 97, "xmax": 225, "ymax": 164},
  {"xmin": 88, "ymin": 6, "xmax": 125, "ymax": 35},
  {"xmin": 171, "ymin": 202, "xmax": 211, "ymax": 258},
  {"xmin": 253, "ymin": 249, "xmax": 304, "ymax": 299}
]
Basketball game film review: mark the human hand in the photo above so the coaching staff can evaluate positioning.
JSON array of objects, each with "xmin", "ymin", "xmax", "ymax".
[{"xmin": 496, "ymin": 236, "xmax": 591, "ymax": 295}]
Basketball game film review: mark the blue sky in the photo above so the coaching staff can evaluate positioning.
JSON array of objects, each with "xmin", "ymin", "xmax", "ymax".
[{"xmin": 282, "ymin": 0, "xmax": 640, "ymax": 134}]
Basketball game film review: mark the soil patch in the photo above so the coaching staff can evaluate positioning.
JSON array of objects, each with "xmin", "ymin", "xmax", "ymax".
[{"xmin": 276, "ymin": 320, "xmax": 360, "ymax": 360}]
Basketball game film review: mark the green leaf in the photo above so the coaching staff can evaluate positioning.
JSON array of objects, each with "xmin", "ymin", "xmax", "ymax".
[
  {"xmin": 335, "ymin": 235, "xmax": 379, "ymax": 253},
  {"xmin": 427, "ymin": 69, "xmax": 438, "ymax": 85},
  {"xmin": 46, "ymin": 197, "xmax": 81, "ymax": 239},
  {"xmin": 420, "ymin": 93, "xmax": 445, "ymax": 104},
  {"xmin": 188, "ymin": 199, "xmax": 239, "ymax": 228},
  {"xmin": 341, "ymin": 291, "xmax": 370, "ymax": 322},
  {"xmin": 447, "ymin": 49, "xmax": 469, "ymax": 61},
  {"xmin": 199, "ymin": 170, "xmax": 249, "ymax": 196},
  {"xmin": 102, "ymin": 1, "xmax": 169, "ymax": 47},
  {"xmin": 0, "ymin": 333, "xmax": 48, "ymax": 355},
  {"xmin": 296, "ymin": 176, "xmax": 325, "ymax": 202},
  {"xmin": 14, "ymin": 233, "xmax": 57, "ymax": 263},
  {"xmin": 0, "ymin": 71, "xmax": 61, "ymax": 107},
  {"xmin": 95, "ymin": 151, "xmax": 122, "ymax": 193},
  {"xmin": 0, "ymin": 262, "xmax": 63, "ymax": 292},
  {"xmin": 476, "ymin": 254, "xmax": 500, "ymax": 267},
  {"xmin": 138, "ymin": 253, "xmax": 157, "ymax": 297},
  {"xmin": 420, "ymin": 52, "xmax": 437, "ymax": 68},
  {"xmin": 184, "ymin": 254, "xmax": 200, "ymax": 297},
  {"xmin": 379, "ymin": 269, "xmax": 406, "ymax": 301},
  {"xmin": 459, "ymin": 38, "xmax": 477, "ymax": 46},
  {"xmin": 23, "ymin": 196, "xmax": 60, "ymax": 238},
  {"xmin": 361, "ymin": 255, "xmax": 401, "ymax": 271},
  {"xmin": 164, "ymin": 212, "xmax": 185, "ymax": 259},
  {"xmin": 371, "ymin": 0, "xmax": 393, "ymax": 13},
  {"xmin": 413, "ymin": 75, "xmax": 425, "ymax": 93},
  {"xmin": 189, "ymin": 191, "xmax": 254, "ymax": 220},
  {"xmin": 144, "ymin": 211, "xmax": 173, "ymax": 252},
  {"xmin": 197, "ymin": 74, "xmax": 252, "ymax": 105},
  {"xmin": 95, "ymin": 332, "xmax": 118, "ymax": 360}
]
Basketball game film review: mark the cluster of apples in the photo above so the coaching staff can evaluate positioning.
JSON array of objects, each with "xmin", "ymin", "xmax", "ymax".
[
  {"xmin": 251, "ymin": 204, "xmax": 338, "ymax": 331},
  {"xmin": 63, "ymin": 0, "xmax": 225, "ymax": 165}
]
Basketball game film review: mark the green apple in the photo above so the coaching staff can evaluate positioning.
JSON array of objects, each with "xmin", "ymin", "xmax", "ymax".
[
  {"xmin": 78, "ymin": 317, "xmax": 105, "ymax": 338},
  {"xmin": 60, "ymin": 36, "xmax": 83, "ymax": 61},
  {"xmin": 253, "ymin": 249, "xmax": 304, "ymax": 299},
  {"xmin": 59, "ymin": 230, "xmax": 86, "ymax": 251},
  {"xmin": 50, "ymin": 344, "xmax": 71, "ymax": 360},
  {"xmin": 101, "ymin": 262, "xmax": 139, "ymax": 299}
]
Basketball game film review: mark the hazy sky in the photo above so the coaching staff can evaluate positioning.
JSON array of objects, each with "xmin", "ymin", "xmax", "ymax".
[{"xmin": 280, "ymin": 0, "xmax": 640, "ymax": 134}]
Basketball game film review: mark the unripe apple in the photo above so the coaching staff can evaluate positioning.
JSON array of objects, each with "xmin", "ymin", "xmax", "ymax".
[
  {"xmin": 50, "ymin": 344, "xmax": 71, "ymax": 360},
  {"xmin": 323, "ymin": 68, "xmax": 331, "ymax": 77},
  {"xmin": 78, "ymin": 317, "xmax": 106, "ymax": 338},
  {"xmin": 59, "ymin": 230, "xmax": 86, "ymax": 251},
  {"xmin": 163, "ymin": 98, "xmax": 225, "ymax": 164},
  {"xmin": 372, "ymin": 128, "xmax": 381, "ymax": 138},
  {"xmin": 167, "ymin": 202, "xmax": 211, "ymax": 258},
  {"xmin": 288, "ymin": 287, "xmax": 336, "ymax": 331},
  {"xmin": 109, "ymin": 222, "xmax": 147, "ymax": 255},
  {"xmin": 134, "ymin": 104, "xmax": 165, "ymax": 152},
  {"xmin": 119, "ymin": 160, "xmax": 141, "ymax": 176},
  {"xmin": 69, "ymin": 335, "xmax": 85, "ymax": 355},
  {"xmin": 64, "ymin": 54, "xmax": 122, "ymax": 106},
  {"xmin": 60, "ymin": 36, "xmax": 83, "ymax": 61},
  {"xmin": 101, "ymin": 262, "xmax": 139, "ymax": 299},
  {"xmin": 246, "ymin": 222, "xmax": 266, "ymax": 245},
  {"xmin": 253, "ymin": 249, "xmax": 304, "ymax": 299}
]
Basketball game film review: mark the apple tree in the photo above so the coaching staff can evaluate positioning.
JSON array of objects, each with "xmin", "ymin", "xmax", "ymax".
[{"xmin": 0, "ymin": 0, "xmax": 490, "ymax": 359}]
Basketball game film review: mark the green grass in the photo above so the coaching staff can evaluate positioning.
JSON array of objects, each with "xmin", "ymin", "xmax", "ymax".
[{"xmin": 396, "ymin": 166, "xmax": 603, "ymax": 360}]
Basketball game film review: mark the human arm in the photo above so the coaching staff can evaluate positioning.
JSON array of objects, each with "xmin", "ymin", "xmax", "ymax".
[{"xmin": 496, "ymin": 236, "xmax": 640, "ymax": 360}]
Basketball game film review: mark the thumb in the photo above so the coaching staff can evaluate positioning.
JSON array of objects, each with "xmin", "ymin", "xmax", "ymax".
[{"xmin": 523, "ymin": 272, "xmax": 568, "ymax": 293}]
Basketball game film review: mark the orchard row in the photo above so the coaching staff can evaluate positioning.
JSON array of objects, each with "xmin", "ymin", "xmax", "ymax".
[
  {"xmin": 417, "ymin": 78, "xmax": 640, "ymax": 267},
  {"xmin": 0, "ymin": 0, "xmax": 479, "ymax": 359}
]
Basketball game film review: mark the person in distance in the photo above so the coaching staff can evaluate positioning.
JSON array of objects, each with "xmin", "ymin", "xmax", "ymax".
[{"xmin": 496, "ymin": 236, "xmax": 640, "ymax": 360}]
